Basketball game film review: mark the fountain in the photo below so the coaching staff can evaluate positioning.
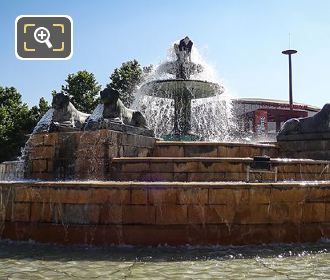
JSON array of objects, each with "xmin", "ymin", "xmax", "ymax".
[
  {"xmin": 140, "ymin": 37, "xmax": 224, "ymax": 140},
  {"xmin": 135, "ymin": 37, "xmax": 238, "ymax": 141},
  {"xmin": 0, "ymin": 37, "xmax": 330, "ymax": 246}
]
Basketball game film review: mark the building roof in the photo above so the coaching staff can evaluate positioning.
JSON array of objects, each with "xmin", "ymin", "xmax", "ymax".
[{"xmin": 233, "ymin": 98, "xmax": 320, "ymax": 112}]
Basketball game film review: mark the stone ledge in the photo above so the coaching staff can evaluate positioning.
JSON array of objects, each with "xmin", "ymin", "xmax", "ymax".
[
  {"xmin": 2, "ymin": 181, "xmax": 330, "ymax": 188},
  {"xmin": 112, "ymin": 157, "xmax": 330, "ymax": 164},
  {"xmin": 155, "ymin": 141, "xmax": 278, "ymax": 148},
  {"xmin": 277, "ymin": 132, "xmax": 330, "ymax": 141}
]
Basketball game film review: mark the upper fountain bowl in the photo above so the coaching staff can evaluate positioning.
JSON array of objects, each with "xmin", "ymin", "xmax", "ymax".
[{"xmin": 141, "ymin": 79, "xmax": 224, "ymax": 99}]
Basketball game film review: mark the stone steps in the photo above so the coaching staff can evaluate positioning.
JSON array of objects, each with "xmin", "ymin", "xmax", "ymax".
[
  {"xmin": 153, "ymin": 141, "xmax": 279, "ymax": 158},
  {"xmin": 111, "ymin": 157, "xmax": 330, "ymax": 182}
]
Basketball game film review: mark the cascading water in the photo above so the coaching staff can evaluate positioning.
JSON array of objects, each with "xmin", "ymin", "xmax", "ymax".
[
  {"xmin": 0, "ymin": 108, "xmax": 57, "ymax": 181},
  {"xmin": 32, "ymin": 108, "xmax": 55, "ymax": 134},
  {"xmin": 132, "ymin": 39, "xmax": 239, "ymax": 141}
]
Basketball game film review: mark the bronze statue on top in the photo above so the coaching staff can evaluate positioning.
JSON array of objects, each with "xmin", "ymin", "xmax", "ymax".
[{"xmin": 159, "ymin": 36, "xmax": 203, "ymax": 80}]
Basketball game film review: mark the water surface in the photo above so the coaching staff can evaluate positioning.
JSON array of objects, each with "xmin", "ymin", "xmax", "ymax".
[{"xmin": 0, "ymin": 240, "xmax": 329, "ymax": 279}]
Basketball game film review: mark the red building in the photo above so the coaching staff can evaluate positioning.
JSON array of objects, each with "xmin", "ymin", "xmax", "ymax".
[{"xmin": 233, "ymin": 98, "xmax": 319, "ymax": 140}]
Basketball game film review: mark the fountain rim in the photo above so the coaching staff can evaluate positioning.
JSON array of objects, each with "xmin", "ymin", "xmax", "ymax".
[
  {"xmin": 141, "ymin": 79, "xmax": 221, "ymax": 87},
  {"xmin": 140, "ymin": 79, "xmax": 223, "ymax": 99}
]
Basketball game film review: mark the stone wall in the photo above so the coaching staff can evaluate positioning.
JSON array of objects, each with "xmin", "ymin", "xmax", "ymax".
[
  {"xmin": 153, "ymin": 141, "xmax": 279, "ymax": 158},
  {"xmin": 1, "ymin": 181, "xmax": 330, "ymax": 246},
  {"xmin": 111, "ymin": 158, "xmax": 330, "ymax": 182},
  {"xmin": 277, "ymin": 133, "xmax": 330, "ymax": 160},
  {"xmin": 24, "ymin": 130, "xmax": 156, "ymax": 180}
]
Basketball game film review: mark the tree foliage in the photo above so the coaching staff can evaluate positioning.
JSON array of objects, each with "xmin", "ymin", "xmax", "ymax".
[
  {"xmin": 29, "ymin": 97, "xmax": 51, "ymax": 125},
  {"xmin": 0, "ymin": 87, "xmax": 31, "ymax": 161},
  {"xmin": 61, "ymin": 70, "xmax": 101, "ymax": 113},
  {"xmin": 107, "ymin": 60, "xmax": 143, "ymax": 108},
  {"xmin": 0, "ymin": 87, "xmax": 50, "ymax": 162}
]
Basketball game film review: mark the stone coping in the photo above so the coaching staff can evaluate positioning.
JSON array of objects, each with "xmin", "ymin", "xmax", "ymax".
[
  {"xmin": 1, "ymin": 180, "xmax": 330, "ymax": 189},
  {"xmin": 277, "ymin": 132, "xmax": 330, "ymax": 141},
  {"xmin": 112, "ymin": 157, "xmax": 330, "ymax": 164},
  {"xmin": 155, "ymin": 141, "xmax": 278, "ymax": 148}
]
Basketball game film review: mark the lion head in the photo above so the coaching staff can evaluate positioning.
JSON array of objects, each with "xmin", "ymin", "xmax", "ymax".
[
  {"xmin": 52, "ymin": 92, "xmax": 70, "ymax": 110},
  {"xmin": 100, "ymin": 87, "xmax": 120, "ymax": 105}
]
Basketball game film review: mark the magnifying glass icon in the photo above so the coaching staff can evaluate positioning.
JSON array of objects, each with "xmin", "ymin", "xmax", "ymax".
[{"xmin": 34, "ymin": 27, "xmax": 53, "ymax": 48}]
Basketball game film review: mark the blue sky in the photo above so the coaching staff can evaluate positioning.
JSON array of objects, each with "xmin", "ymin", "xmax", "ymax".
[{"xmin": 1, "ymin": 0, "xmax": 329, "ymax": 107}]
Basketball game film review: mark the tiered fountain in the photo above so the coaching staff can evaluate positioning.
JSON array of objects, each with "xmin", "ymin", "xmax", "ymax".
[
  {"xmin": 0, "ymin": 37, "xmax": 330, "ymax": 246},
  {"xmin": 140, "ymin": 36, "xmax": 224, "ymax": 140}
]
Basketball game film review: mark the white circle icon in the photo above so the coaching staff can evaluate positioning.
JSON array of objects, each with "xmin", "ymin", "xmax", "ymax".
[{"xmin": 34, "ymin": 27, "xmax": 53, "ymax": 48}]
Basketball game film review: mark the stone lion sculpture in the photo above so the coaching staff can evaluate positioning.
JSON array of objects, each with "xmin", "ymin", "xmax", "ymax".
[
  {"xmin": 278, "ymin": 103, "xmax": 330, "ymax": 137},
  {"xmin": 33, "ymin": 93, "xmax": 90, "ymax": 133},
  {"xmin": 85, "ymin": 87, "xmax": 149, "ymax": 131},
  {"xmin": 100, "ymin": 87, "xmax": 148, "ymax": 128}
]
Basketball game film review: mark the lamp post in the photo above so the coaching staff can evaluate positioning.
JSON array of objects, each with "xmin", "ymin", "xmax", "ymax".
[{"xmin": 282, "ymin": 49, "xmax": 297, "ymax": 111}]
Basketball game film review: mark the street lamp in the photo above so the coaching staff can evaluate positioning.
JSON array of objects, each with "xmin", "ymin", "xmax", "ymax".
[{"xmin": 282, "ymin": 49, "xmax": 297, "ymax": 111}]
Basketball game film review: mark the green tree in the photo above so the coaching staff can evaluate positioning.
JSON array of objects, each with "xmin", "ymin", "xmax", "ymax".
[
  {"xmin": 61, "ymin": 70, "xmax": 101, "ymax": 113},
  {"xmin": 107, "ymin": 60, "xmax": 144, "ymax": 107},
  {"xmin": 0, "ymin": 87, "xmax": 35, "ymax": 162},
  {"xmin": 29, "ymin": 97, "xmax": 50, "ymax": 125}
]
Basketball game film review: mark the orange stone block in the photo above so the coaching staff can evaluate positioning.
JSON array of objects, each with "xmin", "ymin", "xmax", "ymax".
[
  {"xmin": 131, "ymin": 189, "xmax": 148, "ymax": 204},
  {"xmin": 49, "ymin": 189, "xmax": 92, "ymax": 204},
  {"xmin": 224, "ymin": 172, "xmax": 246, "ymax": 181},
  {"xmin": 325, "ymin": 203, "xmax": 330, "ymax": 222},
  {"xmin": 43, "ymin": 133, "xmax": 58, "ymax": 146},
  {"xmin": 30, "ymin": 202, "xmax": 53, "ymax": 222},
  {"xmin": 150, "ymin": 162, "xmax": 174, "ymax": 173},
  {"xmin": 225, "ymin": 146, "xmax": 241, "ymax": 157},
  {"xmin": 156, "ymin": 205, "xmax": 187, "ymax": 225},
  {"xmin": 149, "ymin": 188, "xmax": 178, "ymax": 204},
  {"xmin": 31, "ymin": 146, "xmax": 55, "ymax": 159},
  {"xmin": 249, "ymin": 188, "xmax": 271, "ymax": 204},
  {"xmin": 137, "ymin": 148, "xmax": 150, "ymax": 157},
  {"xmin": 90, "ymin": 189, "xmax": 130, "ymax": 204},
  {"xmin": 270, "ymin": 188, "xmax": 307, "ymax": 203},
  {"xmin": 99, "ymin": 205, "xmax": 123, "ymax": 224},
  {"xmin": 123, "ymin": 205, "xmax": 156, "ymax": 224},
  {"xmin": 121, "ymin": 162, "xmax": 150, "ymax": 173},
  {"xmin": 28, "ymin": 134, "xmax": 44, "ymax": 147},
  {"xmin": 209, "ymin": 188, "xmax": 249, "ymax": 205},
  {"xmin": 31, "ymin": 173, "xmax": 53, "ymax": 180},
  {"xmin": 199, "ymin": 162, "xmax": 244, "ymax": 173},
  {"xmin": 12, "ymin": 203, "xmax": 30, "ymax": 222},
  {"xmin": 174, "ymin": 161, "xmax": 199, "ymax": 173},
  {"xmin": 187, "ymin": 172, "xmax": 225, "ymax": 182},
  {"xmin": 15, "ymin": 187, "xmax": 32, "ymax": 202},
  {"xmin": 306, "ymin": 188, "xmax": 330, "ymax": 202},
  {"xmin": 32, "ymin": 160, "xmax": 47, "ymax": 173},
  {"xmin": 177, "ymin": 188, "xmax": 208, "ymax": 205},
  {"xmin": 154, "ymin": 145, "xmax": 184, "ymax": 157},
  {"xmin": 47, "ymin": 160, "xmax": 53, "ymax": 172},
  {"xmin": 184, "ymin": 145, "xmax": 217, "ymax": 157},
  {"xmin": 302, "ymin": 202, "xmax": 326, "ymax": 222},
  {"xmin": 233, "ymin": 203, "xmax": 270, "ymax": 224},
  {"xmin": 268, "ymin": 202, "xmax": 302, "ymax": 224},
  {"xmin": 188, "ymin": 205, "xmax": 234, "ymax": 224},
  {"xmin": 173, "ymin": 173, "xmax": 188, "ymax": 181},
  {"xmin": 217, "ymin": 146, "xmax": 229, "ymax": 157}
]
